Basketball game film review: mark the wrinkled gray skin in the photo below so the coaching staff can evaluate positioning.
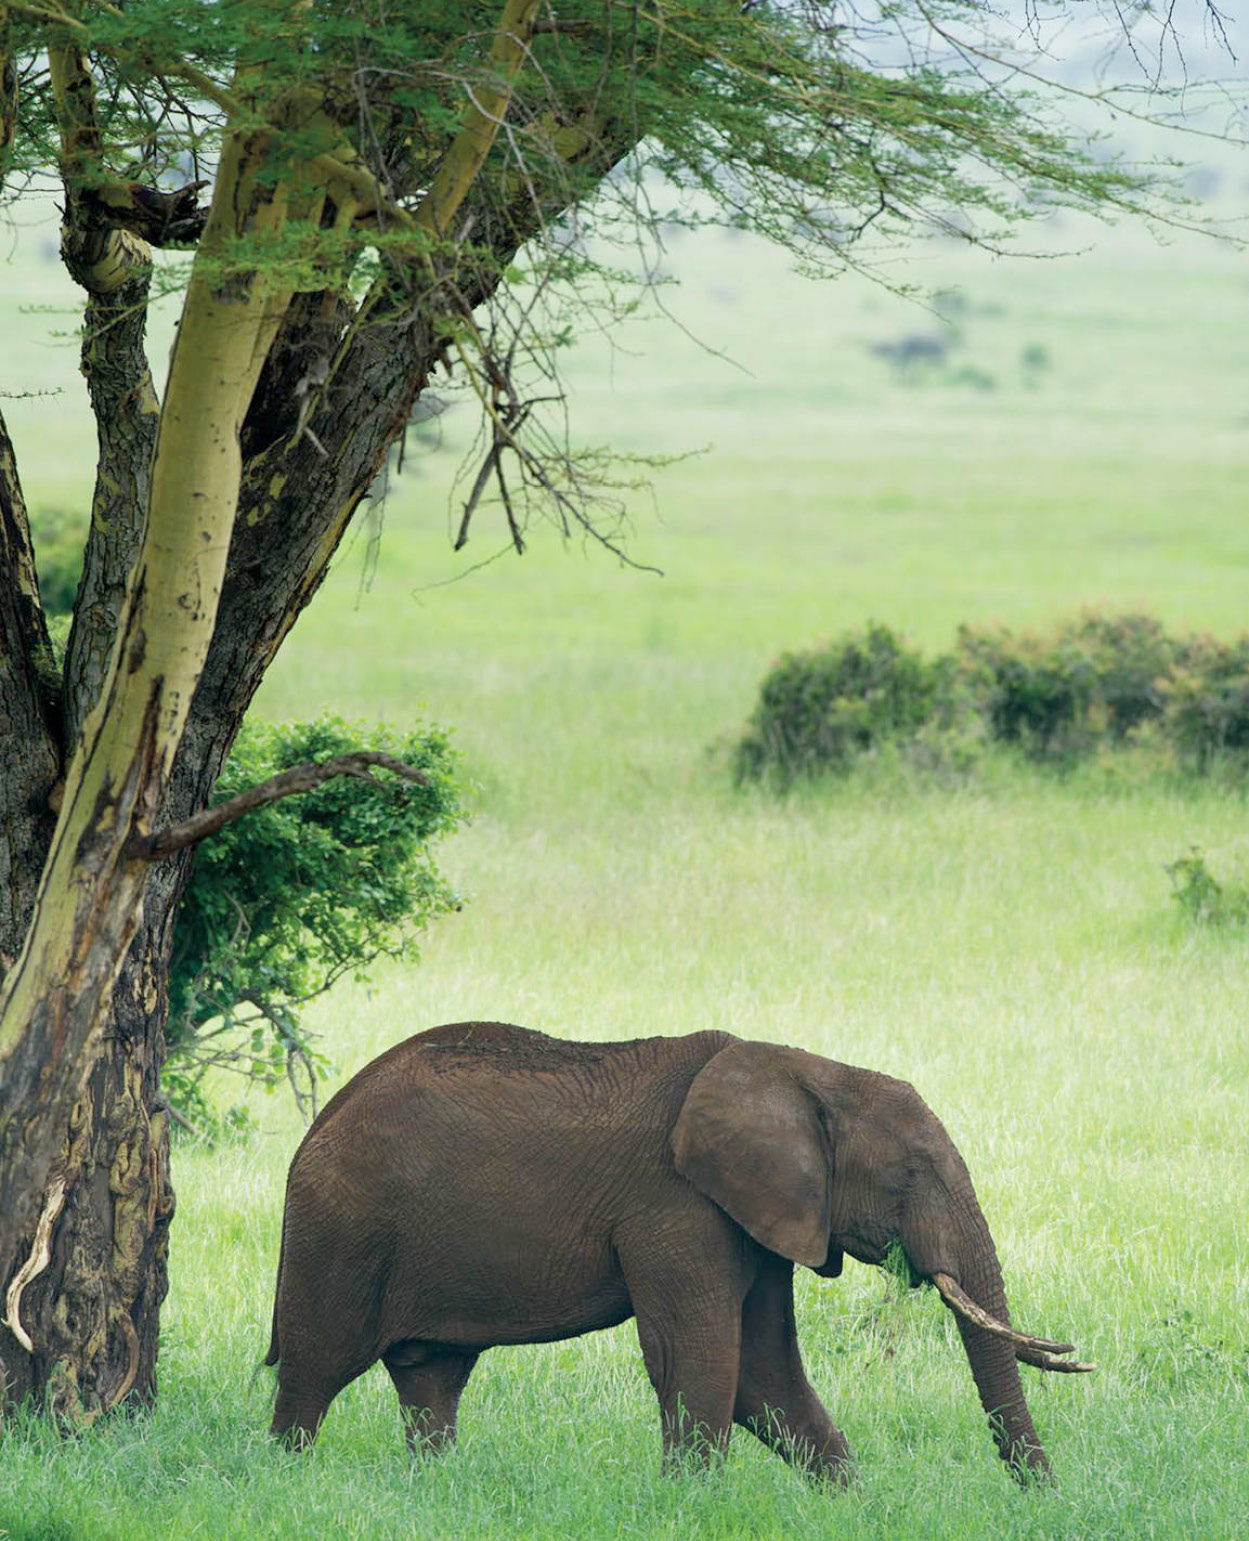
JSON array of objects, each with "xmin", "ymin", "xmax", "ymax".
[{"xmin": 268, "ymin": 1022, "xmax": 1073, "ymax": 1481}]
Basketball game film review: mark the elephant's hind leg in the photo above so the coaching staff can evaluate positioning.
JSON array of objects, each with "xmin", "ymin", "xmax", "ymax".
[
  {"xmin": 734, "ymin": 1258, "xmax": 852, "ymax": 1485},
  {"xmin": 382, "ymin": 1341, "xmax": 479, "ymax": 1454}
]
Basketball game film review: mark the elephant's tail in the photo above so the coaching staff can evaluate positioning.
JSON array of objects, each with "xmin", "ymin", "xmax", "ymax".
[{"xmin": 265, "ymin": 1203, "xmax": 289, "ymax": 1368}]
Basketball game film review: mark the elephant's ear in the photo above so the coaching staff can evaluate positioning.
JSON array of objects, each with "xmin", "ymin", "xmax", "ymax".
[{"xmin": 672, "ymin": 1040, "xmax": 832, "ymax": 1269}]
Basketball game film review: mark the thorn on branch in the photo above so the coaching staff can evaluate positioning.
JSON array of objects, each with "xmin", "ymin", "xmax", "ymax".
[{"xmin": 125, "ymin": 752, "xmax": 431, "ymax": 863}]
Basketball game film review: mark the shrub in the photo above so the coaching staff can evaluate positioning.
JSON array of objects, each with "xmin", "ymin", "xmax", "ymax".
[
  {"xmin": 732, "ymin": 611, "xmax": 1249, "ymax": 791},
  {"xmin": 956, "ymin": 624, "xmax": 1092, "ymax": 759},
  {"xmin": 164, "ymin": 714, "xmax": 466, "ymax": 1136},
  {"xmin": 1071, "ymin": 612, "xmax": 1177, "ymax": 737},
  {"xmin": 955, "ymin": 611, "xmax": 1175, "ymax": 761},
  {"xmin": 1161, "ymin": 634, "xmax": 1249, "ymax": 770},
  {"xmin": 1165, "ymin": 848, "xmax": 1249, "ymax": 927},
  {"xmin": 733, "ymin": 623, "xmax": 961, "ymax": 786}
]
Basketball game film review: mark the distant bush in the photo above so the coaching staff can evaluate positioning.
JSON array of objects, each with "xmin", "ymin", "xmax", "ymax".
[
  {"xmin": 732, "ymin": 623, "xmax": 966, "ymax": 786},
  {"xmin": 956, "ymin": 612, "xmax": 1175, "ymax": 762},
  {"xmin": 1161, "ymin": 634, "xmax": 1249, "ymax": 770},
  {"xmin": 733, "ymin": 611, "xmax": 1249, "ymax": 786},
  {"xmin": 164, "ymin": 714, "xmax": 466, "ymax": 1137}
]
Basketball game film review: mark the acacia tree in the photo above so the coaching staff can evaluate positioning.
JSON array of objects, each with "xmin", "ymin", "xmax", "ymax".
[{"xmin": 0, "ymin": 0, "xmax": 1232, "ymax": 1418}]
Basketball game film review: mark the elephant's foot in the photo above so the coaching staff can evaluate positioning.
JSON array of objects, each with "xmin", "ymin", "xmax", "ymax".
[
  {"xmin": 271, "ymin": 1387, "xmax": 330, "ymax": 1449},
  {"xmin": 736, "ymin": 1401, "xmax": 854, "ymax": 1487}
]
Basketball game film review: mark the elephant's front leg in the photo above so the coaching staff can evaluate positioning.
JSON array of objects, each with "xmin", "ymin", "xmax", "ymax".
[
  {"xmin": 733, "ymin": 1255, "xmax": 853, "ymax": 1485},
  {"xmin": 627, "ymin": 1264, "xmax": 743, "ymax": 1470}
]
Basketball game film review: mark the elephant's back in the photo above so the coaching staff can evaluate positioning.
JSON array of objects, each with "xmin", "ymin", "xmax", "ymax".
[
  {"xmin": 304, "ymin": 1022, "xmax": 728, "ymax": 1135},
  {"xmin": 287, "ymin": 1021, "xmax": 731, "ymax": 1200},
  {"xmin": 293, "ymin": 1022, "xmax": 555, "ymax": 1149}
]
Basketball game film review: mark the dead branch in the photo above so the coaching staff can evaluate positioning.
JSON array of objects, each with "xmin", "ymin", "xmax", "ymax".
[{"xmin": 126, "ymin": 752, "xmax": 430, "ymax": 862}]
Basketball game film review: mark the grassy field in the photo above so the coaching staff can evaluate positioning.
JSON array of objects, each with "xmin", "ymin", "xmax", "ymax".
[{"xmin": 2, "ymin": 198, "xmax": 1248, "ymax": 1539}]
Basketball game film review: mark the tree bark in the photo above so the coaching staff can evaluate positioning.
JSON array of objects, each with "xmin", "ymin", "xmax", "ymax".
[
  {"xmin": 1, "ymin": 939, "xmax": 175, "ymax": 1416},
  {"xmin": 0, "ymin": 414, "xmax": 62, "ymax": 966},
  {"xmin": 0, "ymin": 41, "xmax": 180, "ymax": 1409},
  {"xmin": 61, "ymin": 261, "xmax": 160, "ymax": 751}
]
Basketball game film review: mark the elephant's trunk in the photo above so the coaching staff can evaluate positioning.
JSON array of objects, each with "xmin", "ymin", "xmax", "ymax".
[
  {"xmin": 944, "ymin": 1241, "xmax": 1051, "ymax": 1481},
  {"xmin": 902, "ymin": 1170, "xmax": 1091, "ymax": 1483}
]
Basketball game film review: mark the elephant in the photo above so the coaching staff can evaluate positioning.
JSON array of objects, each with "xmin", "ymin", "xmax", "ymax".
[{"xmin": 267, "ymin": 1021, "xmax": 1092, "ymax": 1481}]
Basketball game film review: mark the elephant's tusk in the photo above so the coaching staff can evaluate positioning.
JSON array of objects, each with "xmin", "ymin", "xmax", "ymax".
[
  {"xmin": 1015, "ymin": 1343, "xmax": 1097, "ymax": 1373},
  {"xmin": 931, "ymin": 1272, "xmax": 1077, "ymax": 1355}
]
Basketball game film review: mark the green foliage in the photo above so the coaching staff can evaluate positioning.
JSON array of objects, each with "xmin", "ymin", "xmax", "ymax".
[
  {"xmin": 1165, "ymin": 848, "xmax": 1249, "ymax": 927},
  {"xmin": 735, "ymin": 611, "xmax": 1249, "ymax": 785},
  {"xmin": 30, "ymin": 506, "xmax": 87, "ymax": 616},
  {"xmin": 164, "ymin": 715, "xmax": 466, "ymax": 1134},
  {"xmin": 957, "ymin": 612, "xmax": 1175, "ymax": 762},
  {"xmin": 1161, "ymin": 632, "xmax": 1249, "ymax": 769},
  {"xmin": 6, "ymin": 1, "xmax": 1163, "ymax": 263},
  {"xmin": 732, "ymin": 623, "xmax": 966, "ymax": 787}
]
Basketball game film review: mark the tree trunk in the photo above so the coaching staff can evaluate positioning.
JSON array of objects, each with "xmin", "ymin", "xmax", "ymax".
[
  {"xmin": 0, "ymin": 934, "xmax": 175, "ymax": 1415},
  {"xmin": 1, "ymin": 24, "xmax": 634, "ymax": 1410},
  {"xmin": 0, "ymin": 65, "xmax": 308, "ymax": 1403},
  {"xmin": 0, "ymin": 415, "xmax": 62, "ymax": 965}
]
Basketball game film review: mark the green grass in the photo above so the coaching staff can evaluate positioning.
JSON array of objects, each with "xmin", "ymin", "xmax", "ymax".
[{"xmin": 2, "ymin": 208, "xmax": 1248, "ymax": 1539}]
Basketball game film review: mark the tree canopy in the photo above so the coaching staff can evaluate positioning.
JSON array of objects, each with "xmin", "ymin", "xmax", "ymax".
[{"xmin": 4, "ymin": 1, "xmax": 1231, "ymax": 547}]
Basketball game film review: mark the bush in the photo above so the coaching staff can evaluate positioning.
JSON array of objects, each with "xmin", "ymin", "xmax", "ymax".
[
  {"xmin": 1165, "ymin": 848, "xmax": 1249, "ymax": 927},
  {"xmin": 733, "ymin": 623, "xmax": 963, "ymax": 786},
  {"xmin": 1161, "ymin": 634, "xmax": 1249, "ymax": 770},
  {"xmin": 732, "ymin": 610, "xmax": 1249, "ymax": 787},
  {"xmin": 164, "ymin": 714, "xmax": 466, "ymax": 1136},
  {"xmin": 955, "ymin": 612, "xmax": 1175, "ymax": 761}
]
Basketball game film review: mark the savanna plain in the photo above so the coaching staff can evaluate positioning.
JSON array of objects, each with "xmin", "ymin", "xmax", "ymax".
[{"xmin": 2, "ymin": 202, "xmax": 1248, "ymax": 1539}]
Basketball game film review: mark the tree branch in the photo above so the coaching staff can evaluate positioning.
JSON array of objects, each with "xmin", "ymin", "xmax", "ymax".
[
  {"xmin": 45, "ymin": 34, "xmax": 166, "ymax": 744},
  {"xmin": 413, "ymin": 0, "xmax": 544, "ymax": 239},
  {"xmin": 82, "ymin": 180, "xmax": 210, "ymax": 247},
  {"xmin": 126, "ymin": 753, "xmax": 431, "ymax": 862}
]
